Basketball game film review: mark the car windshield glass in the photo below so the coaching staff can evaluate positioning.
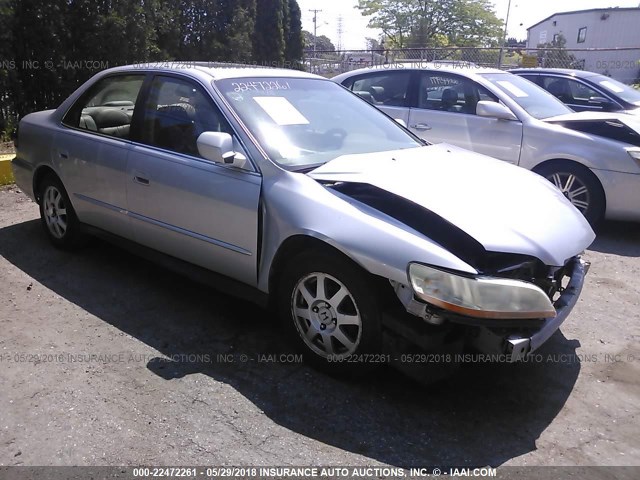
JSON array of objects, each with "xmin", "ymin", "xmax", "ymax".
[
  {"xmin": 589, "ymin": 74, "xmax": 640, "ymax": 105},
  {"xmin": 480, "ymin": 73, "xmax": 572, "ymax": 119},
  {"xmin": 215, "ymin": 77, "xmax": 421, "ymax": 169}
]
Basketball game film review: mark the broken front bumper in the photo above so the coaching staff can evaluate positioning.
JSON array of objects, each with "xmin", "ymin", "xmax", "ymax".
[{"xmin": 470, "ymin": 256, "xmax": 590, "ymax": 359}]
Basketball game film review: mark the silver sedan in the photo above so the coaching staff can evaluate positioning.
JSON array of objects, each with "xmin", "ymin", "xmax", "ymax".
[
  {"xmin": 334, "ymin": 65, "xmax": 640, "ymax": 225},
  {"xmin": 12, "ymin": 64, "xmax": 594, "ymax": 375}
]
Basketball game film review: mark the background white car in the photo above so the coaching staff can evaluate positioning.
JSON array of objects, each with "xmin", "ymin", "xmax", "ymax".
[{"xmin": 334, "ymin": 65, "xmax": 640, "ymax": 225}]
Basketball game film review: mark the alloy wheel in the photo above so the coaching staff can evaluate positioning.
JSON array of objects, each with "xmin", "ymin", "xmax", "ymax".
[
  {"xmin": 43, "ymin": 185, "xmax": 68, "ymax": 239},
  {"xmin": 548, "ymin": 172, "xmax": 590, "ymax": 213},
  {"xmin": 291, "ymin": 272, "xmax": 362, "ymax": 359}
]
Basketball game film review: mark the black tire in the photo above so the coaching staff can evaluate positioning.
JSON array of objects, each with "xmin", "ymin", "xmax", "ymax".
[
  {"xmin": 536, "ymin": 161, "xmax": 605, "ymax": 226},
  {"xmin": 277, "ymin": 250, "xmax": 382, "ymax": 375},
  {"xmin": 38, "ymin": 173, "xmax": 87, "ymax": 250}
]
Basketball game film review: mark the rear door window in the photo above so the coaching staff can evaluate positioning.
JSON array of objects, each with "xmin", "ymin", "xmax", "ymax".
[
  {"xmin": 62, "ymin": 75, "xmax": 145, "ymax": 139},
  {"xmin": 346, "ymin": 71, "xmax": 412, "ymax": 107}
]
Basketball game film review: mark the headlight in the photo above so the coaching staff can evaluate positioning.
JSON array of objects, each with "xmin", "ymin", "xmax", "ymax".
[
  {"xmin": 409, "ymin": 263, "xmax": 556, "ymax": 320},
  {"xmin": 628, "ymin": 149, "xmax": 640, "ymax": 167}
]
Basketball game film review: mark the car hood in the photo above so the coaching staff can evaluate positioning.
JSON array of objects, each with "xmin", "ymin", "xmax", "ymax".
[
  {"xmin": 544, "ymin": 109, "xmax": 640, "ymax": 131},
  {"xmin": 544, "ymin": 111, "xmax": 640, "ymax": 146},
  {"xmin": 309, "ymin": 144, "xmax": 595, "ymax": 267}
]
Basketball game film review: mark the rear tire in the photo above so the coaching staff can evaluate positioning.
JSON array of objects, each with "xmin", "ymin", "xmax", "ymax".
[
  {"xmin": 536, "ymin": 161, "xmax": 605, "ymax": 226},
  {"xmin": 38, "ymin": 174, "xmax": 87, "ymax": 250},
  {"xmin": 277, "ymin": 250, "xmax": 383, "ymax": 375}
]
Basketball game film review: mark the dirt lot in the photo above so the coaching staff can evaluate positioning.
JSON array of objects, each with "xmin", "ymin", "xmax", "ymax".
[{"xmin": 0, "ymin": 186, "xmax": 638, "ymax": 472}]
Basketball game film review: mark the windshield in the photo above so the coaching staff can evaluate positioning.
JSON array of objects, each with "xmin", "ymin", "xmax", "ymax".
[
  {"xmin": 480, "ymin": 73, "xmax": 572, "ymax": 119},
  {"xmin": 589, "ymin": 74, "xmax": 640, "ymax": 105},
  {"xmin": 215, "ymin": 77, "xmax": 421, "ymax": 169}
]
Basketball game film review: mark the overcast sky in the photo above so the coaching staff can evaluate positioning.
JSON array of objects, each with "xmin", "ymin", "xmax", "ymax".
[{"xmin": 296, "ymin": 0, "xmax": 640, "ymax": 49}]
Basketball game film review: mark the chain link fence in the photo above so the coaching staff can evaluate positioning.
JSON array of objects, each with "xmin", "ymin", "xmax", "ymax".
[{"xmin": 304, "ymin": 47, "xmax": 640, "ymax": 84}]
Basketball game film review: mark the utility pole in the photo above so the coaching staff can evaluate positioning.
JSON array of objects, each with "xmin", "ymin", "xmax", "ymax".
[
  {"xmin": 498, "ymin": 0, "xmax": 512, "ymax": 68},
  {"xmin": 502, "ymin": 0, "xmax": 513, "ymax": 45},
  {"xmin": 309, "ymin": 9, "xmax": 322, "ymax": 54}
]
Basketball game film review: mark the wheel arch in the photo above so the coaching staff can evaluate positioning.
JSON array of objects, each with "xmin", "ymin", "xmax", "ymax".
[
  {"xmin": 267, "ymin": 234, "xmax": 391, "ymax": 308},
  {"xmin": 32, "ymin": 165, "xmax": 60, "ymax": 204},
  {"xmin": 532, "ymin": 158, "xmax": 607, "ymax": 222}
]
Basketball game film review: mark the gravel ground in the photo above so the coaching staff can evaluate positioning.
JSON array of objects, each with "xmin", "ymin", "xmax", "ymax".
[{"xmin": 0, "ymin": 186, "xmax": 638, "ymax": 471}]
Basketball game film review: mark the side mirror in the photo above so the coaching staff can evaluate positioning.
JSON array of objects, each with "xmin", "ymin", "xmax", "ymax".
[
  {"xmin": 197, "ymin": 132, "xmax": 235, "ymax": 163},
  {"xmin": 197, "ymin": 132, "xmax": 247, "ymax": 169},
  {"xmin": 476, "ymin": 101, "xmax": 519, "ymax": 121},
  {"xmin": 394, "ymin": 118, "xmax": 407, "ymax": 128},
  {"xmin": 589, "ymin": 96, "xmax": 614, "ymax": 109}
]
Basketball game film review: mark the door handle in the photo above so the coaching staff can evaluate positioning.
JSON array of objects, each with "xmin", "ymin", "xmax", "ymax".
[
  {"xmin": 58, "ymin": 151, "xmax": 69, "ymax": 159},
  {"xmin": 410, "ymin": 123, "xmax": 432, "ymax": 131},
  {"xmin": 133, "ymin": 175, "xmax": 150, "ymax": 186}
]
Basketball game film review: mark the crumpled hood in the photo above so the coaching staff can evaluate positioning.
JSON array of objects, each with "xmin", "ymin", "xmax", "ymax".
[
  {"xmin": 545, "ymin": 111, "xmax": 640, "ymax": 130},
  {"xmin": 309, "ymin": 144, "xmax": 595, "ymax": 267}
]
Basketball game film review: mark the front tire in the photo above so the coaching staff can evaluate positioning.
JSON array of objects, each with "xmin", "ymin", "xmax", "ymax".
[
  {"xmin": 536, "ymin": 162, "xmax": 605, "ymax": 226},
  {"xmin": 277, "ymin": 251, "xmax": 382, "ymax": 374},
  {"xmin": 38, "ymin": 174, "xmax": 87, "ymax": 249}
]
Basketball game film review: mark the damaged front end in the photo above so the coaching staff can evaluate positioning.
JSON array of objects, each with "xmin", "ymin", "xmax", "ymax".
[
  {"xmin": 325, "ymin": 180, "xmax": 591, "ymax": 361},
  {"xmin": 391, "ymin": 255, "xmax": 589, "ymax": 360}
]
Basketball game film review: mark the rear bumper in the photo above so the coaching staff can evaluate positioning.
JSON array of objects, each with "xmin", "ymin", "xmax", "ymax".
[
  {"xmin": 11, "ymin": 156, "xmax": 36, "ymax": 201},
  {"xmin": 591, "ymin": 168, "xmax": 640, "ymax": 222}
]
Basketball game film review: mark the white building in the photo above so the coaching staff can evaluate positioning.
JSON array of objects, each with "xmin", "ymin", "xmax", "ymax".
[{"xmin": 526, "ymin": 7, "xmax": 640, "ymax": 83}]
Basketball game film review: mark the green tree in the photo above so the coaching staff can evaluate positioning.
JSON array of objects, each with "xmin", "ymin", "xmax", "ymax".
[
  {"xmin": 536, "ymin": 34, "xmax": 578, "ymax": 69},
  {"xmin": 284, "ymin": 0, "xmax": 303, "ymax": 66},
  {"xmin": 0, "ymin": 0, "xmax": 16, "ymax": 129},
  {"xmin": 357, "ymin": 0, "xmax": 502, "ymax": 48},
  {"xmin": 225, "ymin": 0, "xmax": 257, "ymax": 63},
  {"xmin": 253, "ymin": 0, "xmax": 285, "ymax": 65},
  {"xmin": 1, "ymin": 0, "xmax": 303, "ymax": 118},
  {"xmin": 12, "ymin": 0, "xmax": 67, "ymax": 115},
  {"xmin": 303, "ymin": 31, "xmax": 336, "ymax": 52}
]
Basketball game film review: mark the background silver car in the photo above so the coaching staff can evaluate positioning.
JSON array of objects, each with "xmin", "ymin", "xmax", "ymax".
[
  {"xmin": 334, "ymin": 65, "xmax": 640, "ymax": 225},
  {"xmin": 12, "ymin": 64, "xmax": 594, "ymax": 375}
]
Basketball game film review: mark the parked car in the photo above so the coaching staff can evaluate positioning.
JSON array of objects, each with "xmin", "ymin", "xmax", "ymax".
[
  {"xmin": 511, "ymin": 68, "xmax": 640, "ymax": 115},
  {"xmin": 13, "ymin": 64, "xmax": 594, "ymax": 375},
  {"xmin": 333, "ymin": 65, "xmax": 640, "ymax": 225}
]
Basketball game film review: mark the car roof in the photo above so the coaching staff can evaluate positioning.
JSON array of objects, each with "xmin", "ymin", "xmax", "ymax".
[
  {"xmin": 510, "ymin": 68, "xmax": 599, "ymax": 79},
  {"xmin": 334, "ymin": 62, "xmax": 506, "ymax": 79},
  {"xmin": 97, "ymin": 62, "xmax": 322, "ymax": 81}
]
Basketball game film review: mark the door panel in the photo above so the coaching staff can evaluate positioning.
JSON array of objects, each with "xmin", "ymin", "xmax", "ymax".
[
  {"xmin": 126, "ymin": 146, "xmax": 261, "ymax": 285},
  {"xmin": 127, "ymin": 74, "xmax": 261, "ymax": 285},
  {"xmin": 408, "ymin": 72, "xmax": 523, "ymax": 164},
  {"xmin": 56, "ymin": 130, "xmax": 133, "ymax": 239},
  {"xmin": 56, "ymin": 74, "xmax": 145, "ymax": 239}
]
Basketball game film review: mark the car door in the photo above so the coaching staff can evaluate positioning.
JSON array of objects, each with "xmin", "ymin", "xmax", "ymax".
[
  {"xmin": 126, "ymin": 74, "xmax": 261, "ymax": 286},
  {"xmin": 407, "ymin": 72, "xmax": 523, "ymax": 164},
  {"xmin": 341, "ymin": 70, "xmax": 413, "ymax": 125},
  {"xmin": 57, "ymin": 74, "xmax": 145, "ymax": 239}
]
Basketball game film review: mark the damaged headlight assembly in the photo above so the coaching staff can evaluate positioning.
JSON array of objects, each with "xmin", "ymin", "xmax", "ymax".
[{"xmin": 408, "ymin": 263, "xmax": 556, "ymax": 320}]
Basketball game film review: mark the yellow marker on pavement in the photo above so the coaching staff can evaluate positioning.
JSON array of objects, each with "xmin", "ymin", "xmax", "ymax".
[{"xmin": 0, "ymin": 154, "xmax": 16, "ymax": 185}]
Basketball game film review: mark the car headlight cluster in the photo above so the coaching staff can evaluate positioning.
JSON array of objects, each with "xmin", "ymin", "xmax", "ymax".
[{"xmin": 408, "ymin": 263, "xmax": 556, "ymax": 320}]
